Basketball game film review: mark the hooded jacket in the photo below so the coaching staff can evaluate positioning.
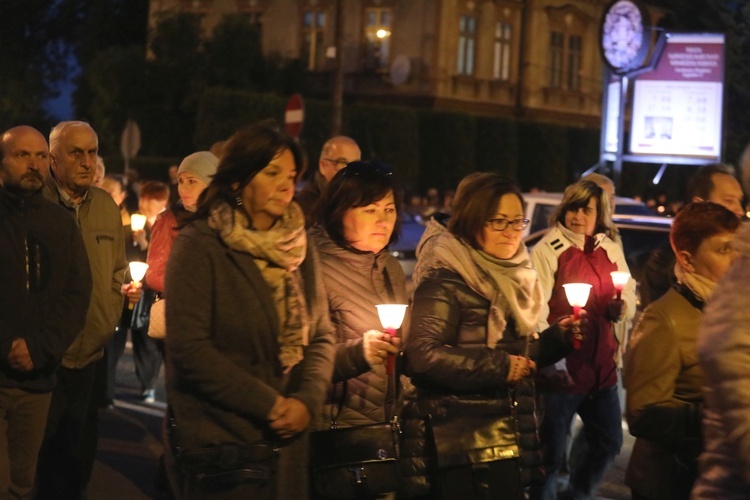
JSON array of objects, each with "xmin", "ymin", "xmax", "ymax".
[
  {"xmin": 308, "ymin": 225, "xmax": 406, "ymax": 429},
  {"xmin": 43, "ymin": 177, "xmax": 127, "ymax": 368},
  {"xmin": 0, "ymin": 188, "xmax": 92, "ymax": 391}
]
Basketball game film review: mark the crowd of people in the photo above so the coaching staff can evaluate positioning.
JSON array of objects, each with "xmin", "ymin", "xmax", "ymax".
[{"xmin": 2, "ymin": 118, "xmax": 750, "ymax": 500}]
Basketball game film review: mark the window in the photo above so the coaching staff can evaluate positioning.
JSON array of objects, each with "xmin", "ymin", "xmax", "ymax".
[
  {"xmin": 567, "ymin": 35, "xmax": 582, "ymax": 90},
  {"xmin": 302, "ymin": 9, "xmax": 326, "ymax": 70},
  {"xmin": 549, "ymin": 31, "xmax": 582, "ymax": 90},
  {"xmin": 364, "ymin": 7, "xmax": 392, "ymax": 70},
  {"xmin": 493, "ymin": 22, "xmax": 512, "ymax": 81},
  {"xmin": 457, "ymin": 15, "xmax": 477, "ymax": 76},
  {"xmin": 549, "ymin": 31, "xmax": 564, "ymax": 88}
]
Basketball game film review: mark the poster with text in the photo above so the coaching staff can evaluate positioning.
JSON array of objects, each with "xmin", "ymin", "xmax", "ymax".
[{"xmin": 630, "ymin": 33, "xmax": 724, "ymax": 158}]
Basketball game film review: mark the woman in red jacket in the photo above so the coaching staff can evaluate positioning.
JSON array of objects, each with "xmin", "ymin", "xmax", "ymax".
[
  {"xmin": 145, "ymin": 151, "xmax": 218, "ymax": 296},
  {"xmin": 531, "ymin": 180, "xmax": 636, "ymax": 500}
]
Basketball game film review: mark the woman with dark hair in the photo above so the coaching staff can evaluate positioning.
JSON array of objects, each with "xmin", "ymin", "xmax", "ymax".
[
  {"xmin": 164, "ymin": 122, "xmax": 335, "ymax": 499},
  {"xmin": 401, "ymin": 172, "xmax": 580, "ymax": 499},
  {"xmin": 531, "ymin": 180, "xmax": 636, "ymax": 500},
  {"xmin": 309, "ymin": 161, "xmax": 405, "ymax": 429},
  {"xmin": 625, "ymin": 202, "xmax": 740, "ymax": 499}
]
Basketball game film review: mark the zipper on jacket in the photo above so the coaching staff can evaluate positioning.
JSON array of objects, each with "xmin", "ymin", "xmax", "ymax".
[
  {"xmin": 32, "ymin": 241, "xmax": 42, "ymax": 291},
  {"xmin": 24, "ymin": 239, "xmax": 30, "ymax": 294}
]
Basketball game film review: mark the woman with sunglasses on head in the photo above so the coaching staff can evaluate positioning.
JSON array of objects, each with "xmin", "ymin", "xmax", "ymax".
[
  {"xmin": 307, "ymin": 161, "xmax": 405, "ymax": 496},
  {"xmin": 531, "ymin": 180, "xmax": 636, "ymax": 500},
  {"xmin": 401, "ymin": 173, "xmax": 581, "ymax": 499},
  {"xmin": 163, "ymin": 122, "xmax": 334, "ymax": 499}
]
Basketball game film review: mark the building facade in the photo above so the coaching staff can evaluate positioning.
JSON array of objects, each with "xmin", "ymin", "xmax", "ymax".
[{"xmin": 148, "ymin": 0, "xmax": 661, "ymax": 127}]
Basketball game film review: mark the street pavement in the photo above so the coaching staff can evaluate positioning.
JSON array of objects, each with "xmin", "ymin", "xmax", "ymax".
[{"xmin": 85, "ymin": 344, "xmax": 636, "ymax": 499}]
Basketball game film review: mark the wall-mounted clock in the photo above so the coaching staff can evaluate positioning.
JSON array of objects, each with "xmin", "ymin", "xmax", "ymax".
[{"xmin": 600, "ymin": 0, "xmax": 651, "ymax": 74}]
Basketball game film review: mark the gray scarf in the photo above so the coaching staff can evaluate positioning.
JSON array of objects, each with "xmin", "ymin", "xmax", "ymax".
[
  {"xmin": 415, "ymin": 222, "xmax": 544, "ymax": 347},
  {"xmin": 209, "ymin": 201, "xmax": 309, "ymax": 371}
]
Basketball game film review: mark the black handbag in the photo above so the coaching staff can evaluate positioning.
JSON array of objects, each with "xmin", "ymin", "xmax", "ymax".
[
  {"xmin": 428, "ymin": 394, "xmax": 519, "ymax": 468},
  {"xmin": 310, "ymin": 377, "xmax": 401, "ymax": 499},
  {"xmin": 310, "ymin": 420, "xmax": 400, "ymax": 499},
  {"xmin": 168, "ymin": 408, "xmax": 278, "ymax": 489},
  {"xmin": 426, "ymin": 394, "xmax": 521, "ymax": 498},
  {"xmin": 178, "ymin": 442, "xmax": 276, "ymax": 488}
]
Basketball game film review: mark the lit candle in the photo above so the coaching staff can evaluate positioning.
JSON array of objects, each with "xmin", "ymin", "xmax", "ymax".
[
  {"xmin": 610, "ymin": 271, "xmax": 630, "ymax": 300},
  {"xmin": 562, "ymin": 283, "xmax": 591, "ymax": 349},
  {"xmin": 127, "ymin": 261, "xmax": 149, "ymax": 310},
  {"xmin": 130, "ymin": 213, "xmax": 147, "ymax": 231},
  {"xmin": 375, "ymin": 304, "xmax": 408, "ymax": 375},
  {"xmin": 130, "ymin": 213, "xmax": 148, "ymax": 248}
]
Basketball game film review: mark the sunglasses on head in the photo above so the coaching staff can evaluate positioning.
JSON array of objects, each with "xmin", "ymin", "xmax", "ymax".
[{"xmin": 338, "ymin": 161, "xmax": 393, "ymax": 178}]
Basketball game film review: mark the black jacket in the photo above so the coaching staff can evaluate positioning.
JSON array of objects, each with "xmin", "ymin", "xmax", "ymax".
[
  {"xmin": 400, "ymin": 268, "xmax": 571, "ymax": 497},
  {"xmin": 0, "ymin": 188, "xmax": 92, "ymax": 392}
]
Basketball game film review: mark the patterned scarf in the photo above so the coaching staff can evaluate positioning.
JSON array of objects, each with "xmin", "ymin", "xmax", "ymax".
[
  {"xmin": 415, "ymin": 222, "xmax": 544, "ymax": 347},
  {"xmin": 208, "ymin": 201, "xmax": 309, "ymax": 371}
]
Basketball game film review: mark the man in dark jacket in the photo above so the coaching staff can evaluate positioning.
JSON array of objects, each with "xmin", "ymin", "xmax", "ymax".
[
  {"xmin": 38, "ymin": 121, "xmax": 127, "ymax": 499},
  {"xmin": 0, "ymin": 125, "xmax": 92, "ymax": 498}
]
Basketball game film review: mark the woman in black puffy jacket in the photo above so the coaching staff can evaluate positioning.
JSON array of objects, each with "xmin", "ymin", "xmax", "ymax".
[{"xmin": 401, "ymin": 173, "xmax": 580, "ymax": 499}]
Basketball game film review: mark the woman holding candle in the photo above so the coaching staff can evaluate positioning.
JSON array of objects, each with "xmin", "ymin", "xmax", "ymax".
[
  {"xmin": 308, "ymin": 161, "xmax": 405, "ymax": 432},
  {"xmin": 129, "ymin": 181, "xmax": 170, "ymax": 402},
  {"xmin": 531, "ymin": 179, "xmax": 636, "ymax": 500},
  {"xmin": 401, "ymin": 173, "xmax": 581, "ymax": 499},
  {"xmin": 164, "ymin": 122, "xmax": 334, "ymax": 499},
  {"xmin": 625, "ymin": 202, "xmax": 740, "ymax": 499}
]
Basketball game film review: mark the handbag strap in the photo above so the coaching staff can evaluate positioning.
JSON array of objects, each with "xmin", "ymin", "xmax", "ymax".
[{"xmin": 328, "ymin": 380, "xmax": 348, "ymax": 429}]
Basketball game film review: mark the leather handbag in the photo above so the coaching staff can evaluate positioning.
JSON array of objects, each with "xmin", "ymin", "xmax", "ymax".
[
  {"xmin": 431, "ymin": 412, "xmax": 518, "ymax": 469},
  {"xmin": 310, "ymin": 420, "xmax": 400, "ymax": 499},
  {"xmin": 178, "ymin": 442, "xmax": 276, "ymax": 488},
  {"xmin": 310, "ymin": 375, "xmax": 401, "ymax": 499},
  {"xmin": 168, "ymin": 409, "xmax": 277, "ymax": 489},
  {"xmin": 427, "ymin": 395, "xmax": 519, "ymax": 469}
]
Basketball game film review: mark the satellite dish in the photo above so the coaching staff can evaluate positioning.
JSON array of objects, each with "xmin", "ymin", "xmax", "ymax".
[{"xmin": 390, "ymin": 55, "xmax": 411, "ymax": 86}]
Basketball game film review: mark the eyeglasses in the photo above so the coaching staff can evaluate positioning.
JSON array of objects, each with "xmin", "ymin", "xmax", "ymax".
[
  {"xmin": 322, "ymin": 157, "xmax": 352, "ymax": 168},
  {"xmin": 339, "ymin": 161, "xmax": 393, "ymax": 178},
  {"xmin": 486, "ymin": 218, "xmax": 529, "ymax": 231}
]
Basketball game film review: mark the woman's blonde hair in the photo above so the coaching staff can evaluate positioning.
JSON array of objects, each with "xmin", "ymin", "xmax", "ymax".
[{"xmin": 549, "ymin": 180, "xmax": 615, "ymax": 240}]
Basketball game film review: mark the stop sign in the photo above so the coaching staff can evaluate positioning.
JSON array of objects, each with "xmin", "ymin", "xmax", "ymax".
[{"xmin": 284, "ymin": 93, "xmax": 304, "ymax": 138}]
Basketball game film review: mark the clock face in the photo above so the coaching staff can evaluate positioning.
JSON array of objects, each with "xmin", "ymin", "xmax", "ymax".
[{"xmin": 601, "ymin": 0, "xmax": 646, "ymax": 71}]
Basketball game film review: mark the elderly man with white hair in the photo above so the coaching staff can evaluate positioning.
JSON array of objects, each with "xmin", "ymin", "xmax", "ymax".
[{"xmin": 39, "ymin": 120, "xmax": 127, "ymax": 499}]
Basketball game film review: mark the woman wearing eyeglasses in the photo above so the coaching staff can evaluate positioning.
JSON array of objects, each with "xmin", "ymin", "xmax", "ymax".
[
  {"xmin": 401, "ymin": 173, "xmax": 581, "ymax": 499},
  {"xmin": 530, "ymin": 180, "xmax": 636, "ymax": 500},
  {"xmin": 307, "ymin": 161, "xmax": 405, "ymax": 498}
]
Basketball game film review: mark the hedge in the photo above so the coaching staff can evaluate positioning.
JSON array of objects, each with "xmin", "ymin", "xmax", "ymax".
[{"xmin": 191, "ymin": 88, "xmax": 602, "ymax": 193}]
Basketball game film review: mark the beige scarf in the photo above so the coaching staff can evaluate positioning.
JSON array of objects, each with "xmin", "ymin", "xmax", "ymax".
[
  {"xmin": 418, "ymin": 228, "xmax": 544, "ymax": 347},
  {"xmin": 208, "ymin": 201, "xmax": 309, "ymax": 371},
  {"xmin": 674, "ymin": 262, "xmax": 716, "ymax": 303}
]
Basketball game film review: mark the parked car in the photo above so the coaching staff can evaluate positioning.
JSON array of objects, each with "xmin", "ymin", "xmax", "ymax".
[{"xmin": 522, "ymin": 192, "xmax": 655, "ymax": 237}]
